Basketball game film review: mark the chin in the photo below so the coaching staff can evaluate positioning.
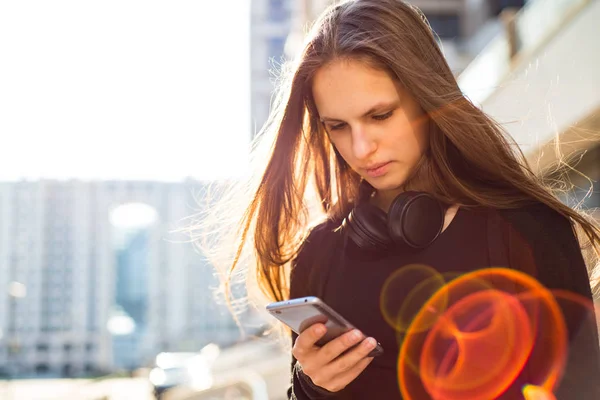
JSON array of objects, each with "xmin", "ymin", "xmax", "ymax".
[{"xmin": 365, "ymin": 175, "xmax": 407, "ymax": 192}]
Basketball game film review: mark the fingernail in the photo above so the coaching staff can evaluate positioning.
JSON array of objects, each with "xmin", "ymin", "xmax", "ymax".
[
  {"xmin": 315, "ymin": 325, "xmax": 326, "ymax": 335},
  {"xmin": 364, "ymin": 338, "xmax": 376, "ymax": 349},
  {"xmin": 352, "ymin": 329, "xmax": 362, "ymax": 340}
]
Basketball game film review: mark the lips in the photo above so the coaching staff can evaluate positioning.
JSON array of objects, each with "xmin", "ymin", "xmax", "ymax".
[
  {"xmin": 365, "ymin": 161, "xmax": 390, "ymax": 171},
  {"xmin": 364, "ymin": 161, "xmax": 392, "ymax": 178}
]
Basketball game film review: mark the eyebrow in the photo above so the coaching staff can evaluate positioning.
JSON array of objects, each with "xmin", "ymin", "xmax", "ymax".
[{"xmin": 319, "ymin": 100, "xmax": 400, "ymax": 123}]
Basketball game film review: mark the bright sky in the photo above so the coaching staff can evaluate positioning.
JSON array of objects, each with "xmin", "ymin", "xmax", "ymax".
[{"xmin": 0, "ymin": 1, "xmax": 250, "ymax": 181}]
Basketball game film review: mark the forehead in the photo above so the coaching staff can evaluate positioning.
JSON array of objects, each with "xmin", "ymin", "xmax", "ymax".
[{"xmin": 311, "ymin": 59, "xmax": 400, "ymax": 118}]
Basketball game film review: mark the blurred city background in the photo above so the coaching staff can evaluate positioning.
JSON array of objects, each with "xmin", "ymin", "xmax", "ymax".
[{"xmin": 0, "ymin": 0, "xmax": 598, "ymax": 399}]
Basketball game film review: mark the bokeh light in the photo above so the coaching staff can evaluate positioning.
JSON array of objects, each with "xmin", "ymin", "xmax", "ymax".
[
  {"xmin": 420, "ymin": 290, "xmax": 534, "ymax": 399},
  {"xmin": 522, "ymin": 384, "xmax": 557, "ymax": 400},
  {"xmin": 380, "ymin": 264, "xmax": 450, "ymax": 334},
  {"xmin": 395, "ymin": 267, "xmax": 587, "ymax": 400}
]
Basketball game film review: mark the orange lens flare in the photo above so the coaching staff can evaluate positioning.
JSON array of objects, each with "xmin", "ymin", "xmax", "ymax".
[{"xmin": 397, "ymin": 268, "xmax": 576, "ymax": 400}]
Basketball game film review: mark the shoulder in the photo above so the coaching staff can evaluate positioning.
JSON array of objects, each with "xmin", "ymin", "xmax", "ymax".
[
  {"xmin": 301, "ymin": 218, "xmax": 342, "ymax": 249},
  {"xmin": 497, "ymin": 202, "xmax": 574, "ymax": 244},
  {"xmin": 497, "ymin": 202, "xmax": 590, "ymax": 294},
  {"xmin": 294, "ymin": 217, "xmax": 343, "ymax": 266},
  {"xmin": 289, "ymin": 217, "xmax": 343, "ymax": 298},
  {"xmin": 498, "ymin": 201, "xmax": 570, "ymax": 224}
]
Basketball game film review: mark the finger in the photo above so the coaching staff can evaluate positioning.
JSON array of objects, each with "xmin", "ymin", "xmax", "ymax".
[
  {"xmin": 293, "ymin": 323, "xmax": 327, "ymax": 358},
  {"xmin": 318, "ymin": 329, "xmax": 365, "ymax": 364},
  {"xmin": 328, "ymin": 337, "xmax": 378, "ymax": 374},
  {"xmin": 327, "ymin": 356, "xmax": 374, "ymax": 392}
]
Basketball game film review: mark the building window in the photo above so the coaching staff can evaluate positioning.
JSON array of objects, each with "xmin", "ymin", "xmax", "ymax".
[
  {"xmin": 268, "ymin": 0, "xmax": 288, "ymax": 22},
  {"xmin": 35, "ymin": 364, "xmax": 50, "ymax": 374},
  {"xmin": 494, "ymin": 0, "xmax": 526, "ymax": 15},
  {"xmin": 36, "ymin": 344, "xmax": 49, "ymax": 352},
  {"xmin": 426, "ymin": 14, "xmax": 461, "ymax": 39}
]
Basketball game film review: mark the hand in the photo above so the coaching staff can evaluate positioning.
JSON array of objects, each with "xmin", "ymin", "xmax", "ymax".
[{"xmin": 292, "ymin": 323, "xmax": 377, "ymax": 392}]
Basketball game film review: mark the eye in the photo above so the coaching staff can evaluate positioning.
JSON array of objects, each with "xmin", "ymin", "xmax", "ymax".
[
  {"xmin": 373, "ymin": 111, "xmax": 393, "ymax": 121},
  {"xmin": 329, "ymin": 122, "xmax": 347, "ymax": 131}
]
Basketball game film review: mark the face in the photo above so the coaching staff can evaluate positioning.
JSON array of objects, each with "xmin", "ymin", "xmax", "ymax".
[{"xmin": 312, "ymin": 58, "xmax": 430, "ymax": 197}]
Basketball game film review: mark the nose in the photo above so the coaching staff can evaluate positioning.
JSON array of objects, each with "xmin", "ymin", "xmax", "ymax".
[{"xmin": 351, "ymin": 125, "xmax": 377, "ymax": 160}]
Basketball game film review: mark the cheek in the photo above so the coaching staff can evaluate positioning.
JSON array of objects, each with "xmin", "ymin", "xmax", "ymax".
[
  {"xmin": 388, "ymin": 123, "xmax": 428, "ymax": 161},
  {"xmin": 415, "ymin": 125, "xmax": 430, "ymax": 153},
  {"xmin": 411, "ymin": 112, "xmax": 431, "ymax": 151},
  {"xmin": 330, "ymin": 136, "xmax": 355, "ymax": 163}
]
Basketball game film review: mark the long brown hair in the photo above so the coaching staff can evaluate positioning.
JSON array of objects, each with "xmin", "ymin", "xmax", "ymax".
[{"xmin": 196, "ymin": 0, "xmax": 600, "ymax": 314}]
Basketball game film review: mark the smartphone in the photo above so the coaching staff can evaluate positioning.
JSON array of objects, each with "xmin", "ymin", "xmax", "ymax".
[{"xmin": 266, "ymin": 296, "xmax": 384, "ymax": 357}]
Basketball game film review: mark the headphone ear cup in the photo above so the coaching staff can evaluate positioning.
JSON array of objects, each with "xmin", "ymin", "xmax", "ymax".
[
  {"xmin": 387, "ymin": 192, "xmax": 445, "ymax": 249},
  {"xmin": 345, "ymin": 204, "xmax": 392, "ymax": 251}
]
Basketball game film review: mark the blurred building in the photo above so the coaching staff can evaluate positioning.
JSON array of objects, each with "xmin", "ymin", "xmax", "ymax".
[
  {"xmin": 458, "ymin": 0, "xmax": 600, "ymax": 211},
  {"xmin": 0, "ymin": 179, "xmax": 242, "ymax": 378},
  {"xmin": 112, "ymin": 228, "xmax": 151, "ymax": 370},
  {"xmin": 250, "ymin": 0, "xmax": 294, "ymax": 140},
  {"xmin": 287, "ymin": 0, "xmax": 525, "ymax": 75},
  {"xmin": 406, "ymin": 0, "xmax": 525, "ymax": 73},
  {"xmin": 248, "ymin": 0, "xmax": 527, "ymax": 138}
]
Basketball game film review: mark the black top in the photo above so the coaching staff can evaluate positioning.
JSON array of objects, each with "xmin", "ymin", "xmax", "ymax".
[{"xmin": 287, "ymin": 203, "xmax": 600, "ymax": 399}]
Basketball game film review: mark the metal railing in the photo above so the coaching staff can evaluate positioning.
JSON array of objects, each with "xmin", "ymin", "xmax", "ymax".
[{"xmin": 458, "ymin": 0, "xmax": 593, "ymax": 106}]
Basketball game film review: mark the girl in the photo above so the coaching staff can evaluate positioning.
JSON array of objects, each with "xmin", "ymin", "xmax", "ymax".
[{"xmin": 200, "ymin": 0, "xmax": 600, "ymax": 398}]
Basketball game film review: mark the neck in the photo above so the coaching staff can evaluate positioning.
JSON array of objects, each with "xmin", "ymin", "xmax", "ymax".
[
  {"xmin": 371, "ymin": 179, "xmax": 429, "ymax": 212},
  {"xmin": 371, "ymin": 186, "xmax": 460, "ymax": 234},
  {"xmin": 371, "ymin": 189, "xmax": 403, "ymax": 212}
]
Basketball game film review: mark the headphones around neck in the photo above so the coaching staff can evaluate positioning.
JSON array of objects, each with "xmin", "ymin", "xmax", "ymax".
[{"xmin": 342, "ymin": 182, "xmax": 447, "ymax": 251}]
